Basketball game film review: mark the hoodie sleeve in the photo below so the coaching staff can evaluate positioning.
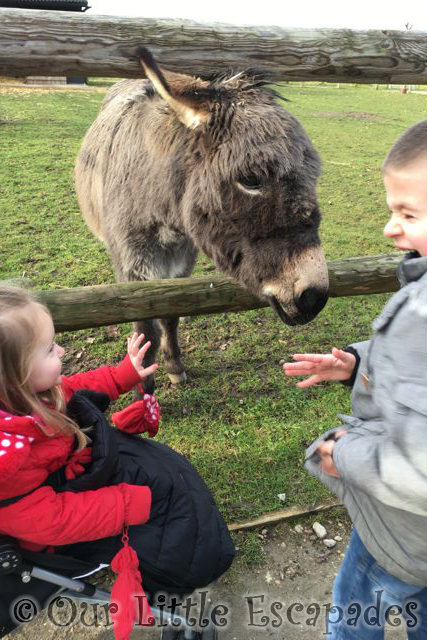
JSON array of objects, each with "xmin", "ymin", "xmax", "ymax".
[
  {"xmin": 0, "ymin": 483, "xmax": 151, "ymax": 546},
  {"xmin": 340, "ymin": 340, "xmax": 370, "ymax": 388},
  {"xmin": 333, "ymin": 390, "xmax": 427, "ymax": 516},
  {"xmin": 347, "ymin": 340, "xmax": 371, "ymax": 363},
  {"xmin": 333, "ymin": 279, "xmax": 427, "ymax": 516},
  {"xmin": 61, "ymin": 355, "xmax": 142, "ymax": 402}
]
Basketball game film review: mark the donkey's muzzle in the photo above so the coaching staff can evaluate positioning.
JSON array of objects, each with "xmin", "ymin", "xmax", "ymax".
[
  {"xmin": 268, "ymin": 285, "xmax": 328, "ymax": 326},
  {"xmin": 294, "ymin": 286, "xmax": 329, "ymax": 323},
  {"xmin": 264, "ymin": 245, "xmax": 329, "ymax": 325}
]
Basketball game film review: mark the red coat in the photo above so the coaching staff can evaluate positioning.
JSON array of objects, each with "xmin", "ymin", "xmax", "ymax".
[{"xmin": 0, "ymin": 356, "xmax": 157, "ymax": 552}]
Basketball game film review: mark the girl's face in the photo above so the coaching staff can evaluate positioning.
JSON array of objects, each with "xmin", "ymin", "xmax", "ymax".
[{"xmin": 28, "ymin": 309, "xmax": 65, "ymax": 393}]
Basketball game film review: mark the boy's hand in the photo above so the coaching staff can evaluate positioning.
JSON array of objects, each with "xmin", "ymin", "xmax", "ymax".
[
  {"xmin": 316, "ymin": 431, "xmax": 347, "ymax": 477},
  {"xmin": 127, "ymin": 332, "xmax": 158, "ymax": 380},
  {"xmin": 283, "ymin": 348, "xmax": 356, "ymax": 388}
]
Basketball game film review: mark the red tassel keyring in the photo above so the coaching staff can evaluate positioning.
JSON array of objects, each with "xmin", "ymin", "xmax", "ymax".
[{"xmin": 110, "ymin": 528, "xmax": 154, "ymax": 640}]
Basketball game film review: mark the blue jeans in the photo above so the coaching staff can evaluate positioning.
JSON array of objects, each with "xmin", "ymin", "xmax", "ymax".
[{"xmin": 327, "ymin": 529, "xmax": 427, "ymax": 639}]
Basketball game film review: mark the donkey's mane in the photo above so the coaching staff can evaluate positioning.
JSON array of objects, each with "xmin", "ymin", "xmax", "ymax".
[
  {"xmin": 140, "ymin": 64, "xmax": 287, "ymax": 105},
  {"xmin": 201, "ymin": 69, "xmax": 288, "ymax": 102}
]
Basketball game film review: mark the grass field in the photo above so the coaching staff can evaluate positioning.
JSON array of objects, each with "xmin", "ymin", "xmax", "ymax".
[{"xmin": 0, "ymin": 82, "xmax": 425, "ymax": 560}]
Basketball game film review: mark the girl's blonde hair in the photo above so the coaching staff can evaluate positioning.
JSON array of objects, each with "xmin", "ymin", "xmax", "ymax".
[{"xmin": 0, "ymin": 284, "xmax": 87, "ymax": 448}]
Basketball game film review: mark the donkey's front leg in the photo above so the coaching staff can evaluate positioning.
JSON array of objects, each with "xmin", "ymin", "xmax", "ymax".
[
  {"xmin": 158, "ymin": 316, "xmax": 187, "ymax": 385},
  {"xmin": 133, "ymin": 318, "xmax": 160, "ymax": 395}
]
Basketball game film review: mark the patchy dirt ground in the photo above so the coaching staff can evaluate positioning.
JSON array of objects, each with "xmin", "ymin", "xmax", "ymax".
[{"xmin": 4, "ymin": 513, "xmax": 408, "ymax": 640}]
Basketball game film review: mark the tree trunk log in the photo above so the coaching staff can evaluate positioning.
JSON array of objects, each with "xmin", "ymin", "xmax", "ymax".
[
  {"xmin": 0, "ymin": 9, "xmax": 426, "ymax": 84},
  {"xmin": 27, "ymin": 254, "xmax": 402, "ymax": 332}
]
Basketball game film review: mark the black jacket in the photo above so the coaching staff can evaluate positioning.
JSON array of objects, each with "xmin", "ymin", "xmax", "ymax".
[{"xmin": 59, "ymin": 391, "xmax": 236, "ymax": 595}]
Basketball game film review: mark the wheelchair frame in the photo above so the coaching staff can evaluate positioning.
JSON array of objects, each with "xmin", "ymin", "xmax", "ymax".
[{"xmin": 0, "ymin": 535, "xmax": 218, "ymax": 640}]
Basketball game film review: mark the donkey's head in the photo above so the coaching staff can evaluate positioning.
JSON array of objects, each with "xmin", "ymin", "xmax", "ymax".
[{"xmin": 139, "ymin": 49, "xmax": 329, "ymax": 325}]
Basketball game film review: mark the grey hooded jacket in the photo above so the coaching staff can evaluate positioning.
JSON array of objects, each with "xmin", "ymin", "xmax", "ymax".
[{"xmin": 306, "ymin": 254, "xmax": 427, "ymax": 586}]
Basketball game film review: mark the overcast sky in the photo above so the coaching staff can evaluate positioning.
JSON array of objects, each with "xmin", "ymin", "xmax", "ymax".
[{"xmin": 88, "ymin": 0, "xmax": 426, "ymax": 31}]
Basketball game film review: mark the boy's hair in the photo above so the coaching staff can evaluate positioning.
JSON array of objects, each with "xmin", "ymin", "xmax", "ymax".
[
  {"xmin": 0, "ymin": 285, "xmax": 87, "ymax": 448},
  {"xmin": 382, "ymin": 120, "xmax": 427, "ymax": 171}
]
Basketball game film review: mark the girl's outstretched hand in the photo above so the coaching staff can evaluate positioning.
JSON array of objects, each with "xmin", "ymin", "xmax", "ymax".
[
  {"xmin": 283, "ymin": 348, "xmax": 356, "ymax": 388},
  {"xmin": 128, "ymin": 332, "xmax": 159, "ymax": 380}
]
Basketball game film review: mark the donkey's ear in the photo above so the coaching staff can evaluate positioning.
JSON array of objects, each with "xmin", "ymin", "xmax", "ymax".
[{"xmin": 138, "ymin": 48, "xmax": 209, "ymax": 130}]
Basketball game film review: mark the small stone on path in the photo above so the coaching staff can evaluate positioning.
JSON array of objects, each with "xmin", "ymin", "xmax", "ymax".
[
  {"xmin": 312, "ymin": 522, "xmax": 327, "ymax": 539},
  {"xmin": 323, "ymin": 539, "xmax": 337, "ymax": 549}
]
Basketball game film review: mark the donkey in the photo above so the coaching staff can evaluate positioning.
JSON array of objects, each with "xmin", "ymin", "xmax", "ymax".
[{"xmin": 75, "ymin": 48, "xmax": 329, "ymax": 392}]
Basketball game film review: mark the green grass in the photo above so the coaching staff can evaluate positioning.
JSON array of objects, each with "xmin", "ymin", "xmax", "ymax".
[{"xmin": 0, "ymin": 84, "xmax": 425, "ymax": 537}]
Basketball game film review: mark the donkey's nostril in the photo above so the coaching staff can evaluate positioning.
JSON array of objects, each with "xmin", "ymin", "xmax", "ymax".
[{"xmin": 295, "ymin": 287, "xmax": 328, "ymax": 318}]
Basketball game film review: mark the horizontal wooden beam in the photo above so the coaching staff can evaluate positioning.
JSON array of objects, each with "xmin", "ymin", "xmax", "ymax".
[
  {"xmin": 0, "ymin": 9, "xmax": 426, "ymax": 84},
  {"xmin": 27, "ymin": 254, "xmax": 402, "ymax": 332}
]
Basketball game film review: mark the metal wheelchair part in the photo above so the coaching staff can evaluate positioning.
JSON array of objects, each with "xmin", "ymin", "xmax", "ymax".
[
  {"xmin": 0, "ymin": 536, "xmax": 22, "ymax": 575},
  {"xmin": 19, "ymin": 567, "xmax": 214, "ymax": 638},
  {"xmin": 0, "ymin": 535, "xmax": 219, "ymax": 638}
]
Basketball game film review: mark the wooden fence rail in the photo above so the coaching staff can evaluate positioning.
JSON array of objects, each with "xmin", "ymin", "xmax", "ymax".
[
  {"xmin": 0, "ymin": 9, "xmax": 426, "ymax": 84},
  {"xmin": 26, "ymin": 254, "xmax": 402, "ymax": 332}
]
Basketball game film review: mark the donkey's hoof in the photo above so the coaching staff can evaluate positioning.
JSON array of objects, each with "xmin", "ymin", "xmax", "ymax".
[{"xmin": 168, "ymin": 371, "xmax": 187, "ymax": 385}]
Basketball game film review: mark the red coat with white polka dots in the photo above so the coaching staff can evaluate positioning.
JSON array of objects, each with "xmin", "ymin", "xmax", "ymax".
[{"xmin": 0, "ymin": 356, "xmax": 158, "ymax": 551}]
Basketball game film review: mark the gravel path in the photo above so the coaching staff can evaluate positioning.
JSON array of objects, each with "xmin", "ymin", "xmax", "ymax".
[{"xmin": 4, "ymin": 514, "xmax": 409, "ymax": 640}]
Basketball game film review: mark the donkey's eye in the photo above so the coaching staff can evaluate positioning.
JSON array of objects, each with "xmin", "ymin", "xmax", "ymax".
[
  {"xmin": 240, "ymin": 175, "xmax": 262, "ymax": 190},
  {"xmin": 236, "ymin": 175, "xmax": 263, "ymax": 195}
]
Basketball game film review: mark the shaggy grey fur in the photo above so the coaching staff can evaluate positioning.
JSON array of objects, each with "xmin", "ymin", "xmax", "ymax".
[{"xmin": 75, "ymin": 50, "xmax": 329, "ymax": 391}]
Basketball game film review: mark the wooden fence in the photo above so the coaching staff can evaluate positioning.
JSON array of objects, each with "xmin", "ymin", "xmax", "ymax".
[
  {"xmin": 0, "ymin": 9, "xmax": 426, "ymax": 83},
  {"xmin": 31, "ymin": 254, "xmax": 402, "ymax": 332}
]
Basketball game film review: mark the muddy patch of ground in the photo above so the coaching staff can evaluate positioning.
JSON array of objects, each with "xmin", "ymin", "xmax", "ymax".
[{"xmin": 317, "ymin": 111, "xmax": 380, "ymax": 121}]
